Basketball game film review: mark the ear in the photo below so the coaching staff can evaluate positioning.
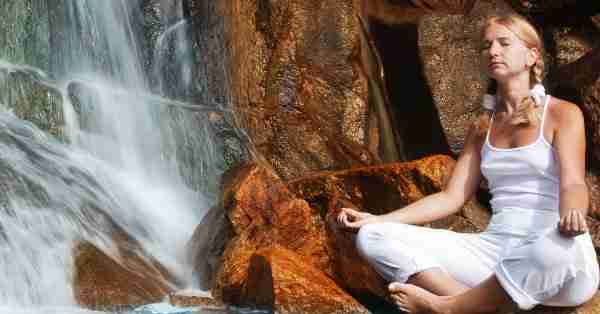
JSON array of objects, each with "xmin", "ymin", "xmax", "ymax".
[{"xmin": 527, "ymin": 47, "xmax": 540, "ymax": 67}]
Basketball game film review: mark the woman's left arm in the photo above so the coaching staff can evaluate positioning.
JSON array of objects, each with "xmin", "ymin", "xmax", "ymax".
[{"xmin": 553, "ymin": 100, "xmax": 589, "ymax": 237}]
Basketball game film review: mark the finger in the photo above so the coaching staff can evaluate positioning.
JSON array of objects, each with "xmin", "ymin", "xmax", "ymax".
[
  {"xmin": 344, "ymin": 208, "xmax": 362, "ymax": 217},
  {"xmin": 558, "ymin": 215, "xmax": 566, "ymax": 230},
  {"xmin": 581, "ymin": 215, "xmax": 589, "ymax": 232},
  {"xmin": 571, "ymin": 211, "xmax": 581, "ymax": 233},
  {"xmin": 342, "ymin": 214, "xmax": 351, "ymax": 227},
  {"xmin": 336, "ymin": 212, "xmax": 345, "ymax": 224},
  {"xmin": 346, "ymin": 220, "xmax": 363, "ymax": 229},
  {"xmin": 576, "ymin": 212, "xmax": 587, "ymax": 234},
  {"xmin": 565, "ymin": 211, "xmax": 573, "ymax": 232},
  {"xmin": 559, "ymin": 216, "xmax": 569, "ymax": 235}
]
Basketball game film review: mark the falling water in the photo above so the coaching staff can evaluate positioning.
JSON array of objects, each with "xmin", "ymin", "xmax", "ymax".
[{"xmin": 0, "ymin": 0, "xmax": 233, "ymax": 312}]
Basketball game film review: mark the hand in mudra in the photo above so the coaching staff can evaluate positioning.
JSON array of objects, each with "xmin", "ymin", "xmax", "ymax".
[
  {"xmin": 336, "ymin": 207, "xmax": 376, "ymax": 231},
  {"xmin": 558, "ymin": 210, "xmax": 588, "ymax": 237}
]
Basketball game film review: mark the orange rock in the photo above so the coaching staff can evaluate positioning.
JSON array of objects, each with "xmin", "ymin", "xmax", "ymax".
[
  {"xmin": 245, "ymin": 246, "xmax": 371, "ymax": 314},
  {"xmin": 206, "ymin": 157, "xmax": 492, "ymax": 308},
  {"xmin": 220, "ymin": 162, "xmax": 296, "ymax": 235},
  {"xmin": 73, "ymin": 241, "xmax": 174, "ymax": 309},
  {"xmin": 288, "ymin": 154, "xmax": 489, "ymax": 228},
  {"xmin": 213, "ymin": 230, "xmax": 262, "ymax": 304},
  {"xmin": 208, "ymin": 163, "xmax": 331, "ymax": 304}
]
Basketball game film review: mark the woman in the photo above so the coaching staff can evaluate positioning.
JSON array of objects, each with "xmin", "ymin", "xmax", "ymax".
[{"xmin": 337, "ymin": 13, "xmax": 599, "ymax": 313}]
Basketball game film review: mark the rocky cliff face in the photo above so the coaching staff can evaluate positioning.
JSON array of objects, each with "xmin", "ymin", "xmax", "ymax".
[{"xmin": 189, "ymin": 0, "xmax": 374, "ymax": 180}]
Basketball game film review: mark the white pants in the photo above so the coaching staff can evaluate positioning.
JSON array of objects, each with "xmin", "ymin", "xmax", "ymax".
[{"xmin": 355, "ymin": 208, "xmax": 599, "ymax": 310}]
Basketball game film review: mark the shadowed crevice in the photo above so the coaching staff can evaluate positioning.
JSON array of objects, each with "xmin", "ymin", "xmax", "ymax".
[{"xmin": 370, "ymin": 21, "xmax": 451, "ymax": 160}]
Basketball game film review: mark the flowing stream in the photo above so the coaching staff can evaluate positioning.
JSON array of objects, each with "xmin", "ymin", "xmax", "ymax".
[{"xmin": 0, "ymin": 0, "xmax": 234, "ymax": 312}]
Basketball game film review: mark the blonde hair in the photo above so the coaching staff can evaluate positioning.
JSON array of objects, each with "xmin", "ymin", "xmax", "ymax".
[{"xmin": 475, "ymin": 13, "xmax": 546, "ymax": 135}]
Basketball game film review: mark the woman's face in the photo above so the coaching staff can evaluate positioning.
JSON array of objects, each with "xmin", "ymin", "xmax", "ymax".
[{"xmin": 480, "ymin": 22, "xmax": 537, "ymax": 82}]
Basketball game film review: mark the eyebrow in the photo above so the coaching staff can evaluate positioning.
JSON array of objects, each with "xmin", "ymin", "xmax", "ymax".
[{"xmin": 484, "ymin": 36, "xmax": 512, "ymax": 43}]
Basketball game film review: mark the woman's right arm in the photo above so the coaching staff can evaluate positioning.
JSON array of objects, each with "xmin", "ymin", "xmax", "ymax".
[{"xmin": 338, "ymin": 124, "xmax": 485, "ymax": 230}]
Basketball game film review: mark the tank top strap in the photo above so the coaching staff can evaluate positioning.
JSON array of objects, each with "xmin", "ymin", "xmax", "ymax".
[
  {"xmin": 538, "ymin": 94, "xmax": 551, "ymax": 138},
  {"xmin": 484, "ymin": 111, "xmax": 495, "ymax": 145}
]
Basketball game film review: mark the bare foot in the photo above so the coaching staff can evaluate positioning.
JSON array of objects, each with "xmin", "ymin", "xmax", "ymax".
[{"xmin": 389, "ymin": 282, "xmax": 449, "ymax": 314}]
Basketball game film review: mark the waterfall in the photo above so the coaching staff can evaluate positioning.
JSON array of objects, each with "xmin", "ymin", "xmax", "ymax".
[{"xmin": 0, "ymin": 0, "xmax": 231, "ymax": 311}]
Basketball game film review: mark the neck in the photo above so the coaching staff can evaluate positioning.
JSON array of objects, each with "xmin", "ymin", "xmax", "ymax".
[{"xmin": 496, "ymin": 75, "xmax": 531, "ymax": 114}]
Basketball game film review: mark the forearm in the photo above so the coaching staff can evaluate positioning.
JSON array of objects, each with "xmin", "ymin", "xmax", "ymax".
[
  {"xmin": 559, "ymin": 183, "xmax": 589, "ymax": 217},
  {"xmin": 372, "ymin": 191, "xmax": 463, "ymax": 225}
]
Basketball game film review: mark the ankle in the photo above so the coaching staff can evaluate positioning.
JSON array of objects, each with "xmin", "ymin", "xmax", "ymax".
[{"xmin": 432, "ymin": 296, "xmax": 455, "ymax": 314}]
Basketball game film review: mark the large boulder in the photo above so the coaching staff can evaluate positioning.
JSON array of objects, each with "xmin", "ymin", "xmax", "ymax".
[
  {"xmin": 189, "ymin": 162, "xmax": 330, "ymax": 305},
  {"xmin": 245, "ymin": 245, "xmax": 371, "ymax": 314},
  {"xmin": 73, "ymin": 241, "xmax": 175, "ymax": 310}
]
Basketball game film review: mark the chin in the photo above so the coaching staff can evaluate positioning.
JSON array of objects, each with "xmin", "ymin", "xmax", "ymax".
[{"xmin": 486, "ymin": 70, "xmax": 509, "ymax": 82}]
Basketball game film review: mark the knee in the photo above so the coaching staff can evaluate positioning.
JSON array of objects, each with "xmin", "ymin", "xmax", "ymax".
[
  {"xmin": 527, "ymin": 229, "xmax": 576, "ymax": 270},
  {"xmin": 355, "ymin": 222, "xmax": 397, "ymax": 259},
  {"xmin": 355, "ymin": 223, "xmax": 382, "ymax": 257}
]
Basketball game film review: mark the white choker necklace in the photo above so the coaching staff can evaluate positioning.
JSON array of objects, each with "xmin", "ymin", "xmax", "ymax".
[{"xmin": 481, "ymin": 84, "xmax": 546, "ymax": 110}]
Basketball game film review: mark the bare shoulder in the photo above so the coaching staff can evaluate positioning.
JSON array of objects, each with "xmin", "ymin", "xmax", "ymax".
[{"xmin": 547, "ymin": 96, "xmax": 585, "ymax": 128}]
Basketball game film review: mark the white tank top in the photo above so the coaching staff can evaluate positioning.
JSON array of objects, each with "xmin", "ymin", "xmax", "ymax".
[{"xmin": 480, "ymin": 95, "xmax": 560, "ymax": 214}]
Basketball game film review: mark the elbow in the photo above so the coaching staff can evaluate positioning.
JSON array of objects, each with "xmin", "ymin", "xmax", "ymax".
[{"xmin": 439, "ymin": 190, "xmax": 467, "ymax": 214}]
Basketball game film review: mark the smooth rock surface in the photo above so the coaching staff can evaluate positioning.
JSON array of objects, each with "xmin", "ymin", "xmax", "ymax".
[{"xmin": 73, "ymin": 241, "xmax": 174, "ymax": 309}]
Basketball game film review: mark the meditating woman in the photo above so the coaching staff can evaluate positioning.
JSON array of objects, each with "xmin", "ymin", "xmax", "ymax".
[{"xmin": 337, "ymin": 13, "xmax": 599, "ymax": 313}]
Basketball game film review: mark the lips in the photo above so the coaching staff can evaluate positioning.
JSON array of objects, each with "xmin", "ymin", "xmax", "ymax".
[{"xmin": 488, "ymin": 61, "xmax": 505, "ymax": 68}]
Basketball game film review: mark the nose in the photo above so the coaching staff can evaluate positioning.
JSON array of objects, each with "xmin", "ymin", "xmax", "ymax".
[{"xmin": 488, "ymin": 41, "xmax": 501, "ymax": 57}]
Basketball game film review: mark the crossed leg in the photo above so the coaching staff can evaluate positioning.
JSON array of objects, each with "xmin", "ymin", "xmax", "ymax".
[
  {"xmin": 391, "ymin": 275, "xmax": 515, "ymax": 314},
  {"xmin": 387, "ymin": 228, "xmax": 598, "ymax": 313},
  {"xmin": 407, "ymin": 268, "xmax": 469, "ymax": 296}
]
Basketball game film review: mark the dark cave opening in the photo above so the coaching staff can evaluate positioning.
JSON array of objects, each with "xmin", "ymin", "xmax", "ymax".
[{"xmin": 369, "ymin": 20, "xmax": 452, "ymax": 161}]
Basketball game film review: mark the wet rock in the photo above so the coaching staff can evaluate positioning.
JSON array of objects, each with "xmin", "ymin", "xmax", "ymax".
[
  {"xmin": 73, "ymin": 240, "xmax": 175, "ymax": 309},
  {"xmin": 245, "ymin": 245, "xmax": 371, "ymax": 314},
  {"xmin": 167, "ymin": 290, "xmax": 224, "ymax": 309},
  {"xmin": 186, "ymin": 206, "xmax": 234, "ymax": 289},
  {"xmin": 189, "ymin": 0, "xmax": 372, "ymax": 179},
  {"xmin": 187, "ymin": 204, "xmax": 233, "ymax": 290},
  {"xmin": 0, "ymin": 1, "xmax": 50, "ymax": 70},
  {"xmin": 418, "ymin": 1, "xmax": 515, "ymax": 153},
  {"xmin": 0, "ymin": 67, "xmax": 64, "ymax": 139}
]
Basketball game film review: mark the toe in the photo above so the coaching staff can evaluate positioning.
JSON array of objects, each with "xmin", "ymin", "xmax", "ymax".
[{"xmin": 388, "ymin": 282, "xmax": 403, "ymax": 292}]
